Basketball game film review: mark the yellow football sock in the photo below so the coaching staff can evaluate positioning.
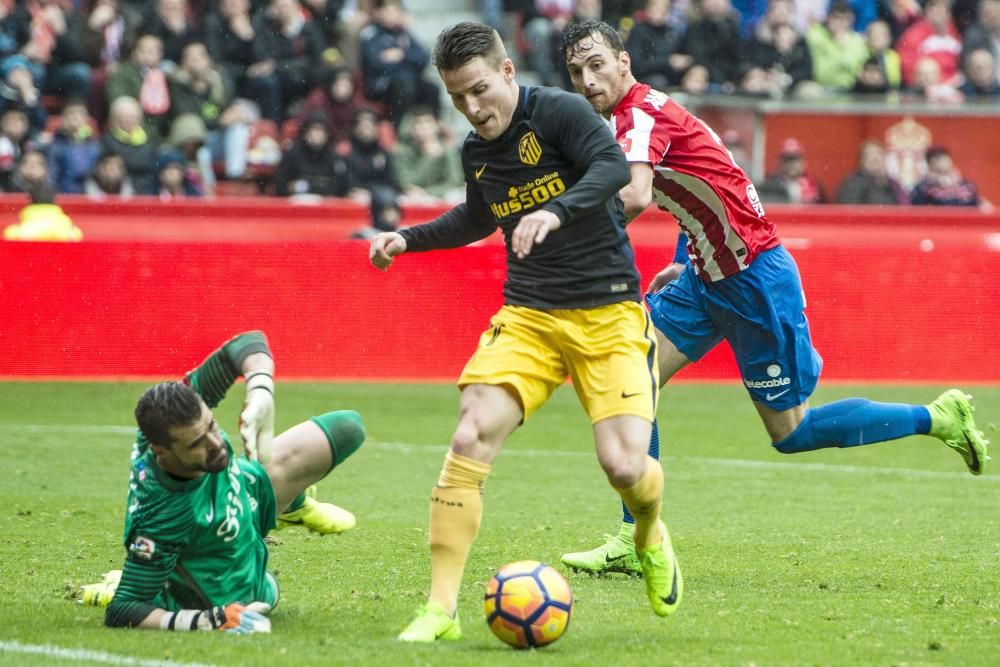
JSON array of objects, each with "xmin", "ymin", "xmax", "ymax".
[
  {"xmin": 613, "ymin": 456, "xmax": 664, "ymax": 550},
  {"xmin": 428, "ymin": 450, "xmax": 491, "ymax": 615}
]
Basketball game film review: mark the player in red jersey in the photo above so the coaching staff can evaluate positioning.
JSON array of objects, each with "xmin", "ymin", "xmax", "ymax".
[{"xmin": 557, "ymin": 20, "xmax": 990, "ymax": 577}]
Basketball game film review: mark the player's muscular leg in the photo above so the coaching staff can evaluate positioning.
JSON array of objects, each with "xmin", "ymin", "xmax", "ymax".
[
  {"xmin": 593, "ymin": 414, "xmax": 654, "ymax": 487},
  {"xmin": 655, "ymin": 328, "xmax": 691, "ymax": 386},
  {"xmin": 265, "ymin": 420, "xmax": 336, "ymax": 512},
  {"xmin": 754, "ymin": 400, "xmax": 809, "ymax": 443},
  {"xmin": 450, "ymin": 384, "xmax": 523, "ymax": 463}
]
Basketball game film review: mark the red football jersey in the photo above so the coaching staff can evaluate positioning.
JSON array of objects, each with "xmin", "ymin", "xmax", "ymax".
[{"xmin": 611, "ymin": 83, "xmax": 778, "ymax": 281}]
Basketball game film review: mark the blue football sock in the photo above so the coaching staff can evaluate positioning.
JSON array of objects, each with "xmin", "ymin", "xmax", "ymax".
[
  {"xmin": 622, "ymin": 419, "xmax": 660, "ymax": 524},
  {"xmin": 773, "ymin": 399, "xmax": 932, "ymax": 454}
]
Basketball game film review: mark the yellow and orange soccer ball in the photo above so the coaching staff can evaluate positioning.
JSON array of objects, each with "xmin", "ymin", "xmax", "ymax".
[{"xmin": 483, "ymin": 560, "xmax": 573, "ymax": 649}]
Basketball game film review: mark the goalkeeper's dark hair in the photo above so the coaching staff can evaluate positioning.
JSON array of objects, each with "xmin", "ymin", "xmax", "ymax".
[
  {"xmin": 562, "ymin": 20, "xmax": 624, "ymax": 61},
  {"xmin": 135, "ymin": 382, "xmax": 203, "ymax": 446},
  {"xmin": 433, "ymin": 22, "xmax": 506, "ymax": 71}
]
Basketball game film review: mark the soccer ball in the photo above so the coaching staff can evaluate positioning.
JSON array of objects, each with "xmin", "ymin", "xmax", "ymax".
[{"xmin": 483, "ymin": 560, "xmax": 573, "ymax": 649}]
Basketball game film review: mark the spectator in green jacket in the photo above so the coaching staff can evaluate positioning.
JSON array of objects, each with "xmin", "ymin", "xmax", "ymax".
[
  {"xmin": 392, "ymin": 106, "xmax": 464, "ymax": 204},
  {"xmin": 805, "ymin": 1, "xmax": 868, "ymax": 91}
]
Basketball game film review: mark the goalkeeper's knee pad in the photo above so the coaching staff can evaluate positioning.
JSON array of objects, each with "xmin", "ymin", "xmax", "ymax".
[{"xmin": 310, "ymin": 410, "xmax": 365, "ymax": 468}]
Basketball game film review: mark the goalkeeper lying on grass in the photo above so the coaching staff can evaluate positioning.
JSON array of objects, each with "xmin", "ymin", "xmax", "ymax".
[{"xmin": 80, "ymin": 331, "xmax": 366, "ymax": 634}]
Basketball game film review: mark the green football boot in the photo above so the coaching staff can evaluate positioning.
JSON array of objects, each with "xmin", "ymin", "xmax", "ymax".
[
  {"xmin": 636, "ymin": 521, "xmax": 683, "ymax": 618},
  {"xmin": 397, "ymin": 601, "xmax": 462, "ymax": 642},
  {"xmin": 276, "ymin": 485, "xmax": 356, "ymax": 534},
  {"xmin": 560, "ymin": 522, "xmax": 642, "ymax": 576},
  {"xmin": 927, "ymin": 389, "xmax": 990, "ymax": 475}
]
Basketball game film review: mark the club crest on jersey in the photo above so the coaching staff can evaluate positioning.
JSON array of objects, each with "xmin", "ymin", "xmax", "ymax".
[
  {"xmin": 129, "ymin": 536, "xmax": 156, "ymax": 560},
  {"xmin": 518, "ymin": 131, "xmax": 542, "ymax": 166}
]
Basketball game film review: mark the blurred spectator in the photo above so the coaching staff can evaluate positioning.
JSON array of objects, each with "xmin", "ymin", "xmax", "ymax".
[
  {"xmin": 730, "ymin": 0, "xmax": 766, "ymax": 38},
  {"xmin": 294, "ymin": 65, "xmax": 358, "ymax": 145},
  {"xmin": 155, "ymin": 150, "xmax": 201, "ymax": 198},
  {"xmin": 907, "ymin": 55, "xmax": 963, "ymax": 102},
  {"xmin": 520, "ymin": 0, "xmax": 574, "ymax": 88},
  {"xmin": 168, "ymin": 41, "xmax": 251, "ymax": 179},
  {"xmin": 106, "ymin": 33, "xmax": 171, "ymax": 140},
  {"xmin": 625, "ymin": 0, "xmax": 691, "ymax": 91},
  {"xmin": 392, "ymin": 105, "xmax": 463, "ymax": 203},
  {"xmin": 48, "ymin": 98, "xmax": 101, "ymax": 193},
  {"xmin": 8, "ymin": 147, "xmax": 48, "ymax": 192},
  {"xmin": 761, "ymin": 137, "xmax": 825, "ymax": 203},
  {"xmin": 897, "ymin": 0, "xmax": 961, "ymax": 88},
  {"xmin": 736, "ymin": 64, "xmax": 780, "ymax": 97},
  {"xmin": 102, "ymin": 95, "xmax": 158, "ymax": 194},
  {"xmin": 680, "ymin": 0, "xmax": 742, "ymax": 89},
  {"xmin": 790, "ymin": 0, "xmax": 827, "ymax": 33},
  {"xmin": 845, "ymin": 0, "xmax": 877, "ymax": 31},
  {"xmin": 80, "ymin": 0, "xmax": 143, "ymax": 122},
  {"xmin": 0, "ymin": 105, "xmax": 29, "ymax": 190},
  {"xmin": 346, "ymin": 106, "xmax": 399, "ymax": 231},
  {"xmin": 274, "ymin": 111, "xmax": 348, "ymax": 196},
  {"xmin": 746, "ymin": 0, "xmax": 813, "ymax": 97},
  {"xmin": 358, "ymin": 0, "xmax": 439, "ymax": 124},
  {"xmin": 252, "ymin": 0, "xmax": 326, "ymax": 121},
  {"xmin": 84, "ymin": 149, "xmax": 135, "ymax": 196},
  {"xmin": 853, "ymin": 55, "xmax": 889, "ymax": 93},
  {"xmin": 140, "ymin": 0, "xmax": 199, "ymax": 65},
  {"xmin": 164, "ymin": 112, "xmax": 211, "ymax": 196},
  {"xmin": 836, "ymin": 140, "xmax": 907, "ymax": 204},
  {"xmin": 962, "ymin": 0, "xmax": 1000, "ymax": 79},
  {"xmin": 721, "ymin": 128, "xmax": 750, "ymax": 172},
  {"xmin": 880, "ymin": 0, "xmax": 921, "ymax": 41},
  {"xmin": 805, "ymin": 1, "xmax": 868, "ymax": 92},
  {"xmin": 3, "ymin": 181, "xmax": 82, "ymax": 241},
  {"xmin": 299, "ymin": 0, "xmax": 345, "ymax": 49},
  {"xmin": 911, "ymin": 145, "xmax": 983, "ymax": 207},
  {"xmin": 958, "ymin": 48, "xmax": 1000, "ymax": 98},
  {"xmin": 864, "ymin": 19, "xmax": 900, "ymax": 90},
  {"xmin": 23, "ymin": 0, "xmax": 93, "ymax": 101},
  {"xmin": 677, "ymin": 62, "xmax": 710, "ymax": 94}
]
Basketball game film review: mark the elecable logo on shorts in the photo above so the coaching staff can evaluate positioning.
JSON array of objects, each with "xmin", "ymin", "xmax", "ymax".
[{"xmin": 743, "ymin": 364, "xmax": 791, "ymax": 389}]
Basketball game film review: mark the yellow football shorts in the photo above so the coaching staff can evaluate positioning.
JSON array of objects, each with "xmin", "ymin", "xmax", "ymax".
[{"xmin": 458, "ymin": 302, "xmax": 659, "ymax": 423}]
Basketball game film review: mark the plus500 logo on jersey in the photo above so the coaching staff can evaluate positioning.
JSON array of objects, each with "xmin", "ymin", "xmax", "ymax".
[{"xmin": 490, "ymin": 172, "xmax": 567, "ymax": 219}]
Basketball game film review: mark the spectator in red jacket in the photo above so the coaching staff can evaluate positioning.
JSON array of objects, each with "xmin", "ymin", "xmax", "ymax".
[{"xmin": 897, "ymin": 0, "xmax": 962, "ymax": 87}]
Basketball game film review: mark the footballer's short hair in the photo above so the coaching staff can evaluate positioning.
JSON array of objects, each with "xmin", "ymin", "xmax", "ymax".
[
  {"xmin": 135, "ymin": 381, "xmax": 203, "ymax": 446},
  {"xmin": 433, "ymin": 22, "xmax": 506, "ymax": 71},
  {"xmin": 562, "ymin": 19, "xmax": 625, "ymax": 61}
]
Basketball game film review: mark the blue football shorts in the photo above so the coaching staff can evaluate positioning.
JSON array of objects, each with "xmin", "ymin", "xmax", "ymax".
[{"xmin": 646, "ymin": 245, "xmax": 823, "ymax": 411}]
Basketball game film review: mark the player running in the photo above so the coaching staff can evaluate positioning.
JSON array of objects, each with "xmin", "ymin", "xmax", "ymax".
[
  {"xmin": 369, "ymin": 22, "xmax": 681, "ymax": 642},
  {"xmin": 80, "ymin": 331, "xmax": 366, "ymax": 633},
  {"xmin": 559, "ymin": 20, "xmax": 990, "ymax": 577}
]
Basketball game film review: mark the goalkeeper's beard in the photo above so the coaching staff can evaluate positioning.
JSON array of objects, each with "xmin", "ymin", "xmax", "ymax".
[{"xmin": 203, "ymin": 447, "xmax": 230, "ymax": 473}]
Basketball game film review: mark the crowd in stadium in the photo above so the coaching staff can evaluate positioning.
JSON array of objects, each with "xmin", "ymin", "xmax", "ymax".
[{"xmin": 0, "ymin": 0, "xmax": 995, "ymax": 212}]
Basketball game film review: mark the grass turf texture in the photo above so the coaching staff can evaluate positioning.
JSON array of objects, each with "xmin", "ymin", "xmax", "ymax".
[{"xmin": 0, "ymin": 382, "xmax": 997, "ymax": 667}]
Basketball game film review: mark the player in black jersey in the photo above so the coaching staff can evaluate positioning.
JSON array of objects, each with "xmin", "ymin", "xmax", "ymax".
[{"xmin": 368, "ymin": 22, "xmax": 682, "ymax": 643}]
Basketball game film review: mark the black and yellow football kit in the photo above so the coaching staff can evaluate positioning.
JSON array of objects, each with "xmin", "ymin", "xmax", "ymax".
[{"xmin": 399, "ymin": 85, "xmax": 657, "ymax": 421}]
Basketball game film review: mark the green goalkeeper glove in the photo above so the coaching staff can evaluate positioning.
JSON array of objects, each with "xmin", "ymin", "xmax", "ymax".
[
  {"xmin": 239, "ymin": 371, "xmax": 274, "ymax": 463},
  {"xmin": 159, "ymin": 603, "xmax": 272, "ymax": 634}
]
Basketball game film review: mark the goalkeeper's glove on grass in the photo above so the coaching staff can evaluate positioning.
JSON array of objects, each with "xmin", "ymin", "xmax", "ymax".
[{"xmin": 159, "ymin": 603, "xmax": 271, "ymax": 634}]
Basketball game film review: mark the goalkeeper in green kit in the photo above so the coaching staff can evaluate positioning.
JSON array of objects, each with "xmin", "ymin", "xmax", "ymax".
[{"xmin": 81, "ymin": 331, "xmax": 366, "ymax": 634}]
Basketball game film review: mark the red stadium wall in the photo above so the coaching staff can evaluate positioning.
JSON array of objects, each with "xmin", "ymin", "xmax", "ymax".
[{"xmin": 2, "ymin": 200, "xmax": 998, "ymax": 382}]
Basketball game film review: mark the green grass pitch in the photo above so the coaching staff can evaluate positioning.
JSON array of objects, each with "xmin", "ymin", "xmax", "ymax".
[{"xmin": 0, "ymin": 381, "xmax": 997, "ymax": 666}]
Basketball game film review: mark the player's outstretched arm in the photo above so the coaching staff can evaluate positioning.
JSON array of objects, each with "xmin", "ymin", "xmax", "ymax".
[
  {"xmin": 123, "ymin": 604, "xmax": 271, "ymax": 634},
  {"xmin": 239, "ymin": 352, "xmax": 275, "ymax": 463},
  {"xmin": 369, "ymin": 231, "xmax": 408, "ymax": 271}
]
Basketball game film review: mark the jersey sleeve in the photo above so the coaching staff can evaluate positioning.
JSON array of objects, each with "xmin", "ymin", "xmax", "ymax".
[
  {"xmin": 184, "ymin": 331, "xmax": 271, "ymax": 409},
  {"xmin": 532, "ymin": 89, "xmax": 631, "ymax": 225},
  {"xmin": 615, "ymin": 103, "xmax": 670, "ymax": 166},
  {"xmin": 105, "ymin": 497, "xmax": 194, "ymax": 627},
  {"xmin": 397, "ymin": 195, "xmax": 496, "ymax": 252}
]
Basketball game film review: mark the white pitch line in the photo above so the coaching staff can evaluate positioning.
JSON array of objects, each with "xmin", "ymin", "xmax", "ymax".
[
  {"xmin": 0, "ymin": 425, "xmax": 993, "ymax": 483},
  {"xmin": 0, "ymin": 640, "xmax": 218, "ymax": 667}
]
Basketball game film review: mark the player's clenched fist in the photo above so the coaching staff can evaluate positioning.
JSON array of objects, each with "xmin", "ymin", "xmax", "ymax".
[{"xmin": 369, "ymin": 232, "xmax": 408, "ymax": 270}]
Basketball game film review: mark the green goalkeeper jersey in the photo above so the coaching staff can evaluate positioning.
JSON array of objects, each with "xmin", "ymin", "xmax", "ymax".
[{"xmin": 105, "ymin": 332, "xmax": 277, "ymax": 628}]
